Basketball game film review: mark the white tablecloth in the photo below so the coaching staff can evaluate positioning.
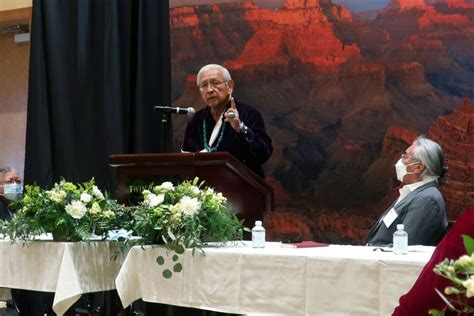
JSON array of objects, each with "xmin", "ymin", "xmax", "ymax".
[
  {"xmin": 116, "ymin": 242, "xmax": 433, "ymax": 316},
  {"xmin": 0, "ymin": 240, "xmax": 125, "ymax": 315}
]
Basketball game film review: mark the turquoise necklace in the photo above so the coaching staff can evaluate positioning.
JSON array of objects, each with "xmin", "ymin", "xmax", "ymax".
[{"xmin": 203, "ymin": 116, "xmax": 226, "ymax": 152}]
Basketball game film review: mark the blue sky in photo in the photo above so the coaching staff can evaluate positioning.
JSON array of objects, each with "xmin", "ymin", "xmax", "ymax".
[{"xmin": 331, "ymin": 0, "xmax": 390, "ymax": 11}]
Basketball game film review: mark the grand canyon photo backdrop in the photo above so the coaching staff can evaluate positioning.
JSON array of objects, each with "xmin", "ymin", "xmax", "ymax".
[{"xmin": 168, "ymin": 0, "xmax": 474, "ymax": 244}]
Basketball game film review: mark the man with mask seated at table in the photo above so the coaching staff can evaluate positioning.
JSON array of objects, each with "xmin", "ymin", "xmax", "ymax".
[
  {"xmin": 0, "ymin": 167, "xmax": 55, "ymax": 316},
  {"xmin": 0, "ymin": 167, "xmax": 23, "ymax": 313},
  {"xmin": 0, "ymin": 167, "xmax": 23, "ymax": 221},
  {"xmin": 366, "ymin": 135, "xmax": 448, "ymax": 246}
]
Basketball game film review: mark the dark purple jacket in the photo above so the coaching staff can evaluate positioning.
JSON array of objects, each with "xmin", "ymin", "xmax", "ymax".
[{"xmin": 182, "ymin": 100, "xmax": 272, "ymax": 178}]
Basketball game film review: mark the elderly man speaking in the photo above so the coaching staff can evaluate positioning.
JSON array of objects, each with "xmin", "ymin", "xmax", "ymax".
[
  {"xmin": 367, "ymin": 135, "xmax": 448, "ymax": 246},
  {"xmin": 182, "ymin": 64, "xmax": 273, "ymax": 178}
]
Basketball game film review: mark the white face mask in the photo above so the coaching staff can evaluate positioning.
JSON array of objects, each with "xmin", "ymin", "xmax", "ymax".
[
  {"xmin": 2, "ymin": 183, "xmax": 23, "ymax": 201},
  {"xmin": 394, "ymin": 159, "xmax": 419, "ymax": 182}
]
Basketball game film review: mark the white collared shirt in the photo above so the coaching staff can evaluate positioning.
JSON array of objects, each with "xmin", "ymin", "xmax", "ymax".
[{"xmin": 394, "ymin": 176, "xmax": 437, "ymax": 206}]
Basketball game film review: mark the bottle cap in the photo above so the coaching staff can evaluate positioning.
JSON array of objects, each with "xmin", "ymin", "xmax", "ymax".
[
  {"xmin": 255, "ymin": 220, "xmax": 262, "ymax": 226},
  {"xmin": 397, "ymin": 224, "xmax": 404, "ymax": 230}
]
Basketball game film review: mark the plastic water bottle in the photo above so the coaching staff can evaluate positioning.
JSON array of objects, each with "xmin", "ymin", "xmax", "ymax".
[
  {"xmin": 393, "ymin": 224, "xmax": 408, "ymax": 255},
  {"xmin": 252, "ymin": 220, "xmax": 265, "ymax": 248}
]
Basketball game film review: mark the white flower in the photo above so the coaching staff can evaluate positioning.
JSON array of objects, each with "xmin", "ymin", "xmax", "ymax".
[
  {"xmin": 170, "ymin": 204, "xmax": 180, "ymax": 214},
  {"xmin": 92, "ymin": 186, "xmax": 104, "ymax": 199},
  {"xmin": 144, "ymin": 193, "xmax": 165, "ymax": 207},
  {"xmin": 80, "ymin": 193, "xmax": 92, "ymax": 203},
  {"xmin": 463, "ymin": 276, "xmax": 474, "ymax": 298},
  {"xmin": 160, "ymin": 182, "xmax": 174, "ymax": 191},
  {"xmin": 65, "ymin": 200, "xmax": 88, "ymax": 219},
  {"xmin": 103, "ymin": 210, "xmax": 115, "ymax": 218},
  {"xmin": 172, "ymin": 212, "xmax": 182, "ymax": 221},
  {"xmin": 191, "ymin": 185, "xmax": 200, "ymax": 194},
  {"xmin": 213, "ymin": 192, "xmax": 227, "ymax": 204},
  {"xmin": 456, "ymin": 255, "xmax": 474, "ymax": 267},
  {"xmin": 178, "ymin": 196, "xmax": 201, "ymax": 216},
  {"xmin": 90, "ymin": 202, "xmax": 102, "ymax": 214},
  {"xmin": 47, "ymin": 189, "xmax": 67, "ymax": 204}
]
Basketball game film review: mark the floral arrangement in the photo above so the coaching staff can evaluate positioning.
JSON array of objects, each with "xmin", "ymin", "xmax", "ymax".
[
  {"xmin": 131, "ymin": 177, "xmax": 246, "ymax": 278},
  {"xmin": 3, "ymin": 179, "xmax": 129, "ymax": 241},
  {"xmin": 429, "ymin": 235, "xmax": 474, "ymax": 315}
]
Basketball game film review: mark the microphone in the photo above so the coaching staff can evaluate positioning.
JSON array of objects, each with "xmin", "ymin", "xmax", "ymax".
[{"xmin": 153, "ymin": 106, "xmax": 195, "ymax": 116}]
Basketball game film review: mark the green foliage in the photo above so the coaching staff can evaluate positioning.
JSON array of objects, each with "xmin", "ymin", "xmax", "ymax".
[
  {"xmin": 463, "ymin": 235, "xmax": 474, "ymax": 256},
  {"xmin": 0, "ymin": 177, "xmax": 247, "ymax": 279},
  {"xmin": 3, "ymin": 179, "xmax": 130, "ymax": 242},
  {"xmin": 430, "ymin": 235, "xmax": 474, "ymax": 315},
  {"xmin": 130, "ymin": 177, "xmax": 245, "ymax": 278}
]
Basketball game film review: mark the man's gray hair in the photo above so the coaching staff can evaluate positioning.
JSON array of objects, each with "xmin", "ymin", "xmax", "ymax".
[
  {"xmin": 0, "ymin": 167, "xmax": 20, "ymax": 183},
  {"xmin": 0, "ymin": 167, "xmax": 18, "ymax": 177},
  {"xmin": 411, "ymin": 135, "xmax": 447, "ymax": 185},
  {"xmin": 196, "ymin": 64, "xmax": 232, "ymax": 85}
]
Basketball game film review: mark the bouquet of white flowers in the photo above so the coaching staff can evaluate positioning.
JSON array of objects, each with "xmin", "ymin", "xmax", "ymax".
[
  {"xmin": 131, "ymin": 177, "xmax": 245, "ymax": 278},
  {"xmin": 3, "ymin": 179, "xmax": 129, "ymax": 241},
  {"xmin": 429, "ymin": 235, "xmax": 474, "ymax": 315}
]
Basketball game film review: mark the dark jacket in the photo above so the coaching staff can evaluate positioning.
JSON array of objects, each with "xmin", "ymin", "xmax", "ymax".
[
  {"xmin": 182, "ymin": 100, "xmax": 273, "ymax": 178},
  {"xmin": 0, "ymin": 199, "xmax": 13, "ymax": 221},
  {"xmin": 367, "ymin": 181, "xmax": 448, "ymax": 246}
]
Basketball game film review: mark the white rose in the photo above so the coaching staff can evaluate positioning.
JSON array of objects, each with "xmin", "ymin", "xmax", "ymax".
[
  {"xmin": 92, "ymin": 186, "xmax": 105, "ymax": 199},
  {"xmin": 179, "ymin": 196, "xmax": 201, "ymax": 216},
  {"xmin": 65, "ymin": 200, "xmax": 88, "ymax": 219},
  {"xmin": 80, "ymin": 193, "xmax": 92, "ymax": 203},
  {"xmin": 144, "ymin": 193, "xmax": 165, "ymax": 207},
  {"xmin": 160, "ymin": 182, "xmax": 174, "ymax": 191}
]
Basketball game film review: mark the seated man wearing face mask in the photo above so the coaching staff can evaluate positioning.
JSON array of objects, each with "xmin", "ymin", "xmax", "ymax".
[
  {"xmin": 0, "ymin": 167, "xmax": 23, "ymax": 221},
  {"xmin": 366, "ymin": 135, "xmax": 448, "ymax": 246},
  {"xmin": 0, "ymin": 167, "xmax": 55, "ymax": 315},
  {"xmin": 0, "ymin": 167, "xmax": 23, "ymax": 312}
]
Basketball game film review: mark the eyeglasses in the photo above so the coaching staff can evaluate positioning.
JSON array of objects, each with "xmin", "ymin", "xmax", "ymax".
[
  {"xmin": 198, "ymin": 79, "xmax": 228, "ymax": 91},
  {"xmin": 401, "ymin": 153, "xmax": 411, "ymax": 160},
  {"xmin": 401, "ymin": 153, "xmax": 421, "ymax": 163}
]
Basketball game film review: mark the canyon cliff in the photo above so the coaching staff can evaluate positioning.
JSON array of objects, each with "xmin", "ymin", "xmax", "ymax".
[{"xmin": 170, "ymin": 0, "xmax": 474, "ymax": 243}]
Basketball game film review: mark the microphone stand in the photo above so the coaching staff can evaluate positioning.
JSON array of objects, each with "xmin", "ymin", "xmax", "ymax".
[{"xmin": 160, "ymin": 112, "xmax": 172, "ymax": 152}]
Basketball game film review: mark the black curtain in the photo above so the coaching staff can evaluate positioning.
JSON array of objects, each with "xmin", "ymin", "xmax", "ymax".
[{"xmin": 24, "ymin": 0, "xmax": 171, "ymax": 193}]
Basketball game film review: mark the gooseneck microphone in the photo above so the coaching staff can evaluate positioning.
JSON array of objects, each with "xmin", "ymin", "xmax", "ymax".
[{"xmin": 154, "ymin": 106, "xmax": 195, "ymax": 116}]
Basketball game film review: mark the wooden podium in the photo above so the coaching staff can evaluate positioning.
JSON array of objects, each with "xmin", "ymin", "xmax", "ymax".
[{"xmin": 109, "ymin": 152, "xmax": 274, "ymax": 229}]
